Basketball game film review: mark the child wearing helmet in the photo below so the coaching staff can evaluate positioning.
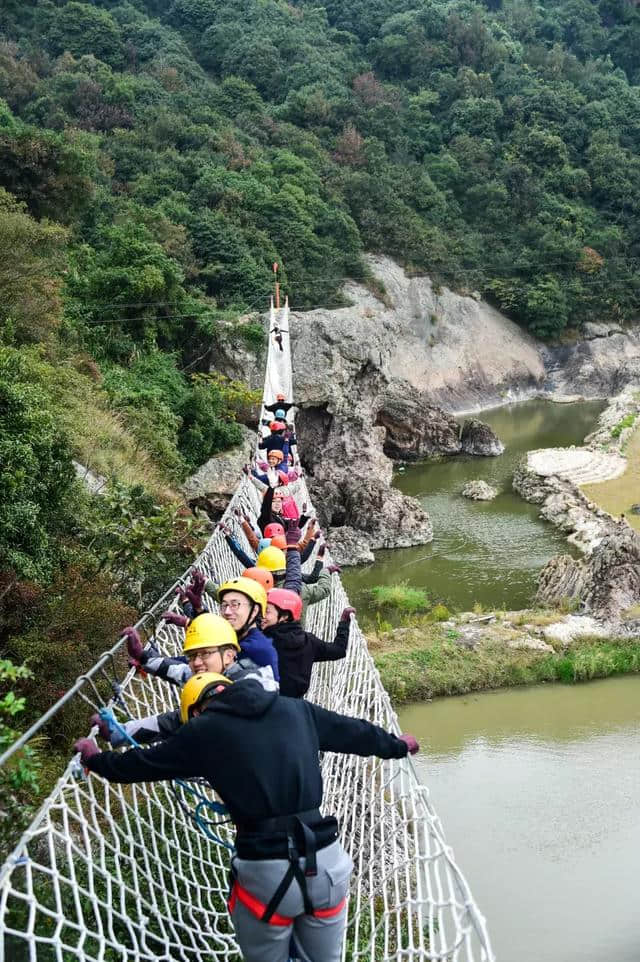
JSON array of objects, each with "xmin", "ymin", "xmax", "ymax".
[{"xmin": 262, "ymin": 590, "xmax": 355, "ymax": 698}]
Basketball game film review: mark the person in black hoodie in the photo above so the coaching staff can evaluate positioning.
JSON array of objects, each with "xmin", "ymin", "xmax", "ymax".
[
  {"xmin": 75, "ymin": 674, "xmax": 419, "ymax": 962},
  {"xmin": 262, "ymin": 588, "xmax": 353, "ymax": 698}
]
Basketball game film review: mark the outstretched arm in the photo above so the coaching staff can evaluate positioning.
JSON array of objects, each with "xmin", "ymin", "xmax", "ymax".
[{"xmin": 309, "ymin": 703, "xmax": 409, "ymax": 759}]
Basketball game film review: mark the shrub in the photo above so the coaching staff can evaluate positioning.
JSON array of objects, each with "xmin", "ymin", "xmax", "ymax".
[
  {"xmin": 0, "ymin": 658, "xmax": 40, "ymax": 857},
  {"xmin": 369, "ymin": 582, "xmax": 431, "ymax": 614}
]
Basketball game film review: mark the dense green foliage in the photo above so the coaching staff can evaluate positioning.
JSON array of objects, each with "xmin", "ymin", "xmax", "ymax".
[{"xmin": 1, "ymin": 0, "xmax": 639, "ymax": 349}]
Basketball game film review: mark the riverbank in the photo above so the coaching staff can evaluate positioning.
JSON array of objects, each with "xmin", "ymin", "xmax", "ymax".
[{"xmin": 368, "ymin": 609, "xmax": 640, "ymax": 703}]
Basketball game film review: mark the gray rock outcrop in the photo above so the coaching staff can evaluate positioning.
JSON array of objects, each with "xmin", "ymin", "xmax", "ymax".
[
  {"xmin": 326, "ymin": 527, "xmax": 375, "ymax": 566},
  {"xmin": 73, "ymin": 461, "xmax": 107, "ymax": 495},
  {"xmin": 536, "ymin": 528, "xmax": 640, "ymax": 619},
  {"xmin": 182, "ymin": 424, "xmax": 255, "ymax": 505},
  {"xmin": 462, "ymin": 480, "xmax": 498, "ymax": 501},
  {"xmin": 460, "ymin": 419, "xmax": 505, "ymax": 456},
  {"xmin": 376, "ymin": 393, "xmax": 461, "ymax": 460}
]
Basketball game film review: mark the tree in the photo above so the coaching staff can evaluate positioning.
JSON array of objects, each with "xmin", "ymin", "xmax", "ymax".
[
  {"xmin": 43, "ymin": 2, "xmax": 125, "ymax": 69},
  {"xmin": 0, "ymin": 349, "xmax": 76, "ymax": 582},
  {"xmin": 0, "ymin": 188, "xmax": 68, "ymax": 343}
]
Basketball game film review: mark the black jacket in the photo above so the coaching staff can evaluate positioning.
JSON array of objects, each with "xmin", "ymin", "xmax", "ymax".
[
  {"xmin": 264, "ymin": 401, "xmax": 294, "ymax": 415},
  {"xmin": 265, "ymin": 620, "xmax": 349, "ymax": 698},
  {"xmin": 87, "ymin": 681, "xmax": 407, "ymax": 830}
]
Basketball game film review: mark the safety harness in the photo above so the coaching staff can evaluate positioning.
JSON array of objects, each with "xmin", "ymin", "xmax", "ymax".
[{"xmin": 228, "ymin": 810, "xmax": 346, "ymax": 927}]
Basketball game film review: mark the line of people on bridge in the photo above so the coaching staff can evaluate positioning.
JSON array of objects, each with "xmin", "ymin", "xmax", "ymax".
[{"xmin": 74, "ymin": 392, "xmax": 418, "ymax": 962}]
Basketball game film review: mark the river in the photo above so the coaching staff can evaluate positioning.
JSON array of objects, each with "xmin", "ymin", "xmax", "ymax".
[
  {"xmin": 399, "ymin": 676, "xmax": 640, "ymax": 962},
  {"xmin": 342, "ymin": 398, "xmax": 605, "ymax": 613}
]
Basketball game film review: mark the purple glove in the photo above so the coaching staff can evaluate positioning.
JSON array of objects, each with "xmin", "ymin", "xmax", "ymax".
[
  {"xmin": 121, "ymin": 627, "xmax": 144, "ymax": 663},
  {"xmin": 340, "ymin": 606, "xmax": 356, "ymax": 622},
  {"xmin": 74, "ymin": 738, "xmax": 100, "ymax": 766},
  {"xmin": 162, "ymin": 610, "xmax": 190, "ymax": 629},
  {"xmin": 286, "ymin": 525, "xmax": 301, "ymax": 546},
  {"xmin": 399, "ymin": 734, "xmax": 420, "ymax": 755},
  {"xmin": 90, "ymin": 714, "xmax": 111, "ymax": 742},
  {"xmin": 327, "ymin": 563, "xmax": 341, "ymax": 575}
]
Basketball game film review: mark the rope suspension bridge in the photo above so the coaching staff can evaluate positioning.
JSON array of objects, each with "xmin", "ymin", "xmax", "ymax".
[{"xmin": 0, "ymin": 300, "xmax": 494, "ymax": 962}]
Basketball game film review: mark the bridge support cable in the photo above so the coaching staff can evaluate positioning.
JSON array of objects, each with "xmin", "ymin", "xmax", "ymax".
[{"xmin": 0, "ymin": 304, "xmax": 494, "ymax": 961}]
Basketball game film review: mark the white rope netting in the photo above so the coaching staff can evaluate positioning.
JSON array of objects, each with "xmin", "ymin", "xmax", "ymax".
[{"xmin": 0, "ymin": 306, "xmax": 494, "ymax": 961}]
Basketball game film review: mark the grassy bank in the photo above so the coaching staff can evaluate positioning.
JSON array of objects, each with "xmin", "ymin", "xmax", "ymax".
[{"xmin": 367, "ymin": 613, "xmax": 640, "ymax": 704}]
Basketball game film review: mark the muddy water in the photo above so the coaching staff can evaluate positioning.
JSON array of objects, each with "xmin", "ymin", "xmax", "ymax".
[
  {"xmin": 400, "ymin": 677, "xmax": 640, "ymax": 962},
  {"xmin": 342, "ymin": 399, "xmax": 605, "ymax": 613}
]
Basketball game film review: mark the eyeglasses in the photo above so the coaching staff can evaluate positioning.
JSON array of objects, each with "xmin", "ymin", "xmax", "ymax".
[
  {"xmin": 186, "ymin": 649, "xmax": 223, "ymax": 664},
  {"xmin": 219, "ymin": 600, "xmax": 244, "ymax": 612}
]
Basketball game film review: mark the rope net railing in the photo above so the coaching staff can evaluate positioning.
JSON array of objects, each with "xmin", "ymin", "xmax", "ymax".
[{"xmin": 0, "ymin": 301, "xmax": 494, "ymax": 962}]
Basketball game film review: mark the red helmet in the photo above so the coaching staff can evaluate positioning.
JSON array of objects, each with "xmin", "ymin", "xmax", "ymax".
[
  {"xmin": 269, "ymin": 421, "xmax": 286, "ymax": 432},
  {"xmin": 267, "ymin": 588, "xmax": 303, "ymax": 622},
  {"xmin": 269, "ymin": 534, "xmax": 287, "ymax": 550},
  {"xmin": 242, "ymin": 567, "xmax": 275, "ymax": 592},
  {"xmin": 264, "ymin": 522, "xmax": 285, "ymax": 539}
]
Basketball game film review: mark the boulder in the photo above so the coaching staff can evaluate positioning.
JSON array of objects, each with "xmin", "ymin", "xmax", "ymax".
[
  {"xmin": 73, "ymin": 461, "xmax": 107, "ymax": 495},
  {"xmin": 460, "ymin": 419, "xmax": 505, "ymax": 456},
  {"xmin": 181, "ymin": 424, "xmax": 255, "ymax": 501},
  {"xmin": 326, "ymin": 526, "xmax": 375, "ymax": 566},
  {"xmin": 376, "ymin": 392, "xmax": 461, "ymax": 460},
  {"xmin": 309, "ymin": 472, "xmax": 433, "ymax": 553},
  {"xmin": 461, "ymin": 480, "xmax": 498, "ymax": 501}
]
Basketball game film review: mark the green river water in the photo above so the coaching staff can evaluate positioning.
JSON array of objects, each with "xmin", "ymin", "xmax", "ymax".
[
  {"xmin": 400, "ymin": 676, "xmax": 640, "ymax": 962},
  {"xmin": 342, "ymin": 398, "xmax": 606, "ymax": 613}
]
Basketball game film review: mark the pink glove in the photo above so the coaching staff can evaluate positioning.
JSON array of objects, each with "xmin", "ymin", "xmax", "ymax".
[
  {"xmin": 399, "ymin": 734, "xmax": 419, "ymax": 755},
  {"xmin": 161, "ymin": 610, "xmax": 189, "ymax": 629},
  {"xmin": 90, "ymin": 714, "xmax": 111, "ymax": 742},
  {"xmin": 121, "ymin": 627, "xmax": 144, "ymax": 662},
  {"xmin": 74, "ymin": 738, "xmax": 100, "ymax": 766},
  {"xmin": 340, "ymin": 606, "xmax": 356, "ymax": 622},
  {"xmin": 327, "ymin": 564, "xmax": 341, "ymax": 574}
]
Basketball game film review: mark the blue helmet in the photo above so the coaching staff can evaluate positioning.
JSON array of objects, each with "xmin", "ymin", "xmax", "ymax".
[{"xmin": 257, "ymin": 537, "xmax": 270, "ymax": 553}]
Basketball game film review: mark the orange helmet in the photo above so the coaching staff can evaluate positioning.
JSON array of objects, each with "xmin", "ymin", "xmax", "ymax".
[
  {"xmin": 270, "ymin": 534, "xmax": 287, "ymax": 550},
  {"xmin": 242, "ymin": 566, "xmax": 275, "ymax": 592}
]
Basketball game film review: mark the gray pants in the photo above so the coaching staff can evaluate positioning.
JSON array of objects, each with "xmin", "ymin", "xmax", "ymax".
[{"xmin": 229, "ymin": 840, "xmax": 353, "ymax": 962}]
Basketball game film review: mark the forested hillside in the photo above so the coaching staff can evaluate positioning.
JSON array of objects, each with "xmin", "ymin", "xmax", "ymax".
[{"xmin": 2, "ymin": 0, "xmax": 640, "ymax": 834}]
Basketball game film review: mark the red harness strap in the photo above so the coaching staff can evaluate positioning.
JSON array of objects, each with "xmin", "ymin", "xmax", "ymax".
[{"xmin": 228, "ymin": 881, "xmax": 346, "ymax": 927}]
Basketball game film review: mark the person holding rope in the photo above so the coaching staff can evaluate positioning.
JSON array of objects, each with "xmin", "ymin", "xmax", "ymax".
[{"xmin": 75, "ymin": 673, "xmax": 419, "ymax": 962}]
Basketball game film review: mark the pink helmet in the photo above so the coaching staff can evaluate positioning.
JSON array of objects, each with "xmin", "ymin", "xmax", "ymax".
[
  {"xmin": 264, "ymin": 522, "xmax": 285, "ymax": 539},
  {"xmin": 267, "ymin": 588, "xmax": 303, "ymax": 622}
]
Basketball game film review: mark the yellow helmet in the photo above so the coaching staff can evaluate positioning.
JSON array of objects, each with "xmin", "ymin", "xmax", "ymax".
[
  {"xmin": 183, "ymin": 613, "xmax": 240, "ymax": 655},
  {"xmin": 217, "ymin": 576, "xmax": 268, "ymax": 616},
  {"xmin": 255, "ymin": 546, "xmax": 287, "ymax": 574},
  {"xmin": 180, "ymin": 672, "xmax": 232, "ymax": 723}
]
